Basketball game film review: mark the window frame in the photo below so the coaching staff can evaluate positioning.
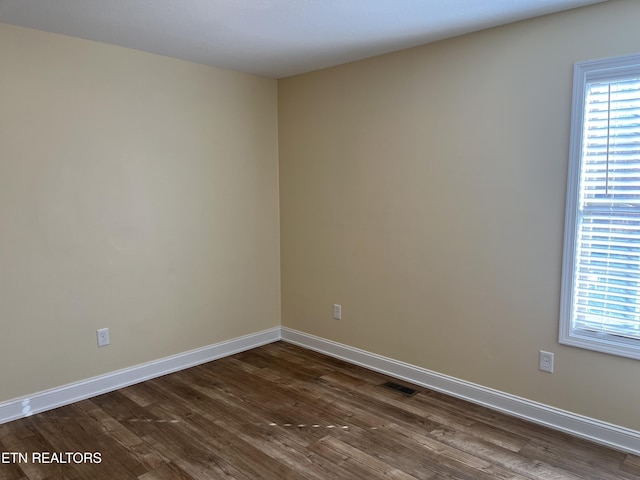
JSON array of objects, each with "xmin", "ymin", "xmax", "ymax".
[{"xmin": 560, "ymin": 52, "xmax": 640, "ymax": 360}]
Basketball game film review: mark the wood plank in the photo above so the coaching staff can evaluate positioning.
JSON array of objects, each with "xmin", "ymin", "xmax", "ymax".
[
  {"xmin": 0, "ymin": 342, "xmax": 636, "ymax": 480},
  {"xmin": 25, "ymin": 405, "xmax": 144, "ymax": 479},
  {"xmin": 426, "ymin": 427, "xmax": 586, "ymax": 480},
  {"xmin": 331, "ymin": 422, "xmax": 529, "ymax": 480},
  {"xmin": 136, "ymin": 462, "xmax": 194, "ymax": 480},
  {"xmin": 622, "ymin": 455, "xmax": 640, "ymax": 476},
  {"xmin": 308, "ymin": 435, "xmax": 422, "ymax": 480},
  {"xmin": 0, "ymin": 438, "xmax": 29, "ymax": 480},
  {"xmin": 212, "ymin": 416, "xmax": 375, "ymax": 480}
]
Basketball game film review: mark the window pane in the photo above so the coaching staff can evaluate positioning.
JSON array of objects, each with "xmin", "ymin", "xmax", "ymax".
[{"xmin": 573, "ymin": 77, "xmax": 640, "ymax": 340}]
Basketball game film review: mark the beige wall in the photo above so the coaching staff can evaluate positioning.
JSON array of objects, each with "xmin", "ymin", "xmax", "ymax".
[
  {"xmin": 3, "ymin": 0, "xmax": 640, "ymax": 433},
  {"xmin": 0, "ymin": 24, "xmax": 280, "ymax": 402},
  {"xmin": 279, "ymin": 0, "xmax": 640, "ymax": 430}
]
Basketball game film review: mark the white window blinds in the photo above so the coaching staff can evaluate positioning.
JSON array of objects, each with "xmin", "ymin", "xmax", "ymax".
[
  {"xmin": 561, "ymin": 53, "xmax": 640, "ymax": 359},
  {"xmin": 575, "ymin": 78, "xmax": 640, "ymax": 339}
]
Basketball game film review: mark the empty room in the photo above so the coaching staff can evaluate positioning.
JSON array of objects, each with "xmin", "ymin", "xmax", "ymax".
[{"xmin": 1, "ymin": 0, "xmax": 640, "ymax": 478}]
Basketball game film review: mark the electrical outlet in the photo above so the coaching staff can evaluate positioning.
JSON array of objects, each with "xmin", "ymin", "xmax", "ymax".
[
  {"xmin": 97, "ymin": 328, "xmax": 110, "ymax": 347},
  {"xmin": 539, "ymin": 350, "xmax": 554, "ymax": 373},
  {"xmin": 333, "ymin": 304, "xmax": 342, "ymax": 320}
]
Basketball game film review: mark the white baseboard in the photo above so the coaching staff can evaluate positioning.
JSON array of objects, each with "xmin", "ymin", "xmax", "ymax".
[
  {"xmin": 280, "ymin": 327, "xmax": 640, "ymax": 455},
  {"xmin": 2, "ymin": 325, "xmax": 638, "ymax": 455},
  {"xmin": 0, "ymin": 327, "xmax": 281, "ymax": 425}
]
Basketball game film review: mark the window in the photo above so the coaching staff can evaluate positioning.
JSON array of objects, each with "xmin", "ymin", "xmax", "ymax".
[{"xmin": 560, "ymin": 53, "xmax": 640, "ymax": 359}]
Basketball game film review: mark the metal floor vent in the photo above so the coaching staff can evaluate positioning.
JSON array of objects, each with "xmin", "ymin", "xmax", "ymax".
[{"xmin": 381, "ymin": 381, "xmax": 418, "ymax": 397}]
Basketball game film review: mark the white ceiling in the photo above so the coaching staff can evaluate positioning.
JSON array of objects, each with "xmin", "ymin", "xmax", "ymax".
[{"xmin": 0, "ymin": 0, "xmax": 606, "ymax": 78}]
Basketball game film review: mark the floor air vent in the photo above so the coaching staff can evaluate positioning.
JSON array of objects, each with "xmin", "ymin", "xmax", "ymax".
[{"xmin": 381, "ymin": 381, "xmax": 418, "ymax": 397}]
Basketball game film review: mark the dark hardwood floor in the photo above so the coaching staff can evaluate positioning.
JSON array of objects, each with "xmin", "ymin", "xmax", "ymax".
[{"xmin": 0, "ymin": 341, "xmax": 638, "ymax": 479}]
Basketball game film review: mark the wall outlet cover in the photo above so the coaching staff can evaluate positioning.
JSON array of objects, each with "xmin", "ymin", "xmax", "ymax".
[
  {"xmin": 539, "ymin": 350, "xmax": 554, "ymax": 373},
  {"xmin": 97, "ymin": 328, "xmax": 110, "ymax": 347}
]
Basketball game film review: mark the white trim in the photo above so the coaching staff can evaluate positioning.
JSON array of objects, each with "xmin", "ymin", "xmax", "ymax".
[
  {"xmin": 0, "ymin": 327, "xmax": 281, "ymax": 425},
  {"xmin": 559, "ymin": 52, "xmax": 640, "ymax": 361},
  {"xmin": 2, "ymin": 325, "xmax": 638, "ymax": 455},
  {"xmin": 281, "ymin": 327, "xmax": 640, "ymax": 455}
]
